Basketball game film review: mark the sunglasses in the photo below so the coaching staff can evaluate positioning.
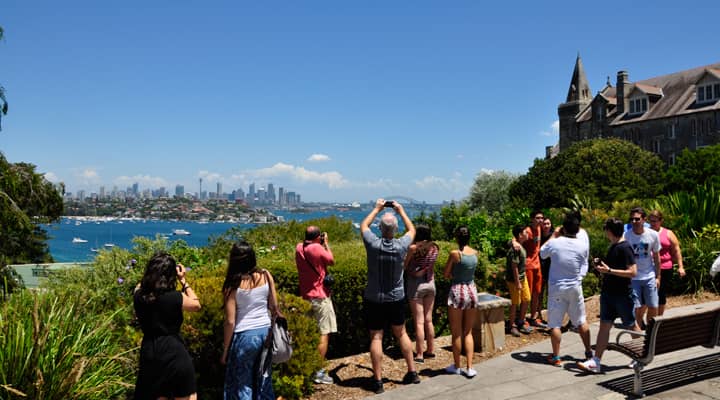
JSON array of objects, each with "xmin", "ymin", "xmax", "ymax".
[{"xmin": 630, "ymin": 217, "xmax": 642, "ymax": 222}]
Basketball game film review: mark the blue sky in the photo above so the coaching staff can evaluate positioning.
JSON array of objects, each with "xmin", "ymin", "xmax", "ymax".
[{"xmin": 1, "ymin": 1, "xmax": 718, "ymax": 203}]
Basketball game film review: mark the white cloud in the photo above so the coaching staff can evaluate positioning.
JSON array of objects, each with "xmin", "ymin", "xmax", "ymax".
[
  {"xmin": 233, "ymin": 162, "xmax": 349, "ymax": 189},
  {"xmin": 413, "ymin": 176, "xmax": 467, "ymax": 192},
  {"xmin": 73, "ymin": 168, "xmax": 102, "ymax": 186},
  {"xmin": 114, "ymin": 174, "xmax": 168, "ymax": 188},
  {"xmin": 541, "ymin": 120, "xmax": 560, "ymax": 137},
  {"xmin": 198, "ymin": 170, "xmax": 223, "ymax": 182},
  {"xmin": 307, "ymin": 154, "xmax": 331, "ymax": 162},
  {"xmin": 43, "ymin": 172, "xmax": 59, "ymax": 183}
]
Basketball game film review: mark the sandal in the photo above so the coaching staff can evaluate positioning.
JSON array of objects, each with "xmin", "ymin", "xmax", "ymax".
[
  {"xmin": 414, "ymin": 357, "xmax": 424, "ymax": 364},
  {"xmin": 423, "ymin": 351, "xmax": 436, "ymax": 359}
]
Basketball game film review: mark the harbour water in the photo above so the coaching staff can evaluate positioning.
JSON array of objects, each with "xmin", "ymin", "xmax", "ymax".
[{"xmin": 44, "ymin": 208, "xmax": 373, "ymax": 262}]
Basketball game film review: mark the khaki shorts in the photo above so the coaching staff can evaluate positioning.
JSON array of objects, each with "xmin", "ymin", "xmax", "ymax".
[{"xmin": 310, "ymin": 297, "xmax": 337, "ymax": 335}]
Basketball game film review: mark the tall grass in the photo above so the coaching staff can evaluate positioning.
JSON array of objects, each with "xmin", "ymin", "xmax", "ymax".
[
  {"xmin": 651, "ymin": 183, "xmax": 720, "ymax": 237},
  {"xmin": 0, "ymin": 291, "xmax": 134, "ymax": 399}
]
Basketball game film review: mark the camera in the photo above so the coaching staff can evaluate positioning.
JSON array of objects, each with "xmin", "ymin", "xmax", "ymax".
[
  {"xmin": 593, "ymin": 258, "xmax": 601, "ymax": 266},
  {"xmin": 319, "ymin": 232, "xmax": 326, "ymax": 245},
  {"xmin": 384, "ymin": 200, "xmax": 394, "ymax": 208}
]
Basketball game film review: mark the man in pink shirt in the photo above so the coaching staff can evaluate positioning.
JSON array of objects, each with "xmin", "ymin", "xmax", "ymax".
[{"xmin": 296, "ymin": 226, "xmax": 336, "ymax": 384}]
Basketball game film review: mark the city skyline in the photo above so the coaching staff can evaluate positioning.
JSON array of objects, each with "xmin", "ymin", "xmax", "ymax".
[
  {"xmin": 69, "ymin": 180, "xmax": 304, "ymax": 206},
  {"xmin": 2, "ymin": 1, "xmax": 718, "ymax": 203}
]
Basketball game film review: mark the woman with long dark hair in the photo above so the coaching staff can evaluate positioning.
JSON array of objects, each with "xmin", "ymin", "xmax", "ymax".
[
  {"xmin": 134, "ymin": 252, "xmax": 201, "ymax": 400},
  {"xmin": 403, "ymin": 224, "xmax": 439, "ymax": 363},
  {"xmin": 443, "ymin": 226, "xmax": 479, "ymax": 378},
  {"xmin": 221, "ymin": 241, "xmax": 278, "ymax": 400}
]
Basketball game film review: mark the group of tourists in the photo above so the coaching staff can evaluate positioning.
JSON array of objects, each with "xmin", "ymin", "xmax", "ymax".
[
  {"xmin": 504, "ymin": 207, "xmax": 684, "ymax": 373},
  {"xmin": 129, "ymin": 201, "xmax": 685, "ymax": 399}
]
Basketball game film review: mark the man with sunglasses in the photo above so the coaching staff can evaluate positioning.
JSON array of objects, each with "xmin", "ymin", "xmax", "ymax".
[{"xmin": 624, "ymin": 207, "xmax": 661, "ymax": 329}]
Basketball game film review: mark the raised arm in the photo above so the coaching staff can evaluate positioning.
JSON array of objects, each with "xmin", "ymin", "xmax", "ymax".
[
  {"xmin": 361, "ymin": 198, "xmax": 385, "ymax": 234},
  {"xmin": 177, "ymin": 264, "xmax": 201, "ymax": 312},
  {"xmin": 394, "ymin": 201, "xmax": 416, "ymax": 241}
]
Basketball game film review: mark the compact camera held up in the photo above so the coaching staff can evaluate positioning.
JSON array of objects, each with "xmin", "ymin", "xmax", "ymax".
[{"xmin": 319, "ymin": 232, "xmax": 326, "ymax": 245}]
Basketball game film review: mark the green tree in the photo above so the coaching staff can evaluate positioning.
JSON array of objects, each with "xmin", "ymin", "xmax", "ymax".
[
  {"xmin": 0, "ymin": 26, "xmax": 8, "ymax": 131},
  {"xmin": 0, "ymin": 154, "xmax": 64, "ymax": 267},
  {"xmin": 664, "ymin": 143, "xmax": 720, "ymax": 192},
  {"xmin": 468, "ymin": 170, "xmax": 518, "ymax": 214},
  {"xmin": 508, "ymin": 138, "xmax": 666, "ymax": 209}
]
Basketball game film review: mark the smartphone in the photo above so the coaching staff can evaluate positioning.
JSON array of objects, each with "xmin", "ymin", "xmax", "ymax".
[{"xmin": 384, "ymin": 201, "xmax": 394, "ymax": 208}]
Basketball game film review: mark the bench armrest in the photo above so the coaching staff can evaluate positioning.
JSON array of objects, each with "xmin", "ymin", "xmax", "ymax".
[{"xmin": 615, "ymin": 329, "xmax": 645, "ymax": 343}]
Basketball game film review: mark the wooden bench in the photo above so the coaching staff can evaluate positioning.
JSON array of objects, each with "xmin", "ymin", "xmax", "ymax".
[{"xmin": 605, "ymin": 306, "xmax": 720, "ymax": 396}]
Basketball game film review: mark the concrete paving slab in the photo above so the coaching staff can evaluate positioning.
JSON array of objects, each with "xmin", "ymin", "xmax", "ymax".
[{"xmin": 366, "ymin": 301, "xmax": 720, "ymax": 399}]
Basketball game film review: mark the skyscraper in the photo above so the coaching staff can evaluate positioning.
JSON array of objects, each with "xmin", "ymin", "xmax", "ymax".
[
  {"xmin": 175, "ymin": 184, "xmax": 185, "ymax": 198},
  {"xmin": 267, "ymin": 183, "xmax": 275, "ymax": 204}
]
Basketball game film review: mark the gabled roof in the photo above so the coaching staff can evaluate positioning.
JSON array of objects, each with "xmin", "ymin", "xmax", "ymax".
[
  {"xmin": 609, "ymin": 62, "xmax": 720, "ymax": 125},
  {"xmin": 703, "ymin": 68, "xmax": 720, "ymax": 80},
  {"xmin": 631, "ymin": 83, "xmax": 663, "ymax": 97}
]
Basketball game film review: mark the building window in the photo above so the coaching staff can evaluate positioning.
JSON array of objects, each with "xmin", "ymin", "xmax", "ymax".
[
  {"xmin": 697, "ymin": 83, "xmax": 720, "ymax": 104},
  {"xmin": 668, "ymin": 123, "xmax": 676, "ymax": 139},
  {"xmin": 652, "ymin": 139, "xmax": 661, "ymax": 154},
  {"xmin": 629, "ymin": 97, "xmax": 648, "ymax": 115},
  {"xmin": 669, "ymin": 152, "xmax": 676, "ymax": 165}
]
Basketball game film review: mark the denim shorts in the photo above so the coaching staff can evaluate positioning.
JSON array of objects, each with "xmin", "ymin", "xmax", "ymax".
[
  {"xmin": 631, "ymin": 278, "xmax": 659, "ymax": 308},
  {"xmin": 600, "ymin": 292, "xmax": 636, "ymax": 328}
]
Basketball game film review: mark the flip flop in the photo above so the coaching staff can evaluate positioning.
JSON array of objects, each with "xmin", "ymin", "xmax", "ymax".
[{"xmin": 423, "ymin": 351, "xmax": 436, "ymax": 359}]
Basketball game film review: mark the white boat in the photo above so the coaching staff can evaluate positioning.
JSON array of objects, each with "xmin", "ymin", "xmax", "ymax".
[
  {"xmin": 72, "ymin": 237, "xmax": 88, "ymax": 243},
  {"xmin": 104, "ymin": 243, "xmax": 115, "ymax": 248},
  {"xmin": 173, "ymin": 229, "xmax": 191, "ymax": 236},
  {"xmin": 90, "ymin": 248, "xmax": 99, "ymax": 253}
]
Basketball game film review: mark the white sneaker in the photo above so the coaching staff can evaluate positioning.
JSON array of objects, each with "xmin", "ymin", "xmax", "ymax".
[
  {"xmin": 577, "ymin": 357, "xmax": 601, "ymax": 374},
  {"xmin": 445, "ymin": 364, "xmax": 461, "ymax": 374},
  {"xmin": 463, "ymin": 368, "xmax": 477, "ymax": 378}
]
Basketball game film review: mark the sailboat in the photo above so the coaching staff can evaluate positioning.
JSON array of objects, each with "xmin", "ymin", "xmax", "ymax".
[{"xmin": 72, "ymin": 237, "xmax": 88, "ymax": 243}]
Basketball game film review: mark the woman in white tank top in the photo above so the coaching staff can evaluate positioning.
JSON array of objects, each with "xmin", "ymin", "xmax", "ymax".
[{"xmin": 220, "ymin": 241, "xmax": 279, "ymax": 400}]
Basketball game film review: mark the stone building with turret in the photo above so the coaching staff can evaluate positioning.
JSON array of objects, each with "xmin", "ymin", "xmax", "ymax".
[{"xmin": 551, "ymin": 56, "xmax": 720, "ymax": 164}]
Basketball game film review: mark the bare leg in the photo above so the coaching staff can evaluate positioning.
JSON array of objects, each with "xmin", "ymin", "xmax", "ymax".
[
  {"xmin": 391, "ymin": 324, "xmax": 416, "ymax": 373},
  {"xmin": 410, "ymin": 299, "xmax": 425, "ymax": 356},
  {"xmin": 635, "ymin": 305, "xmax": 647, "ymax": 328},
  {"xmin": 369, "ymin": 329, "xmax": 384, "ymax": 380},
  {"xmin": 462, "ymin": 308, "xmax": 476, "ymax": 369},
  {"xmin": 318, "ymin": 333, "xmax": 329, "ymax": 359},
  {"xmin": 422, "ymin": 295, "xmax": 435, "ymax": 354},
  {"xmin": 646, "ymin": 306, "xmax": 658, "ymax": 322},
  {"xmin": 577, "ymin": 322, "xmax": 592, "ymax": 354},
  {"xmin": 519, "ymin": 301, "xmax": 529, "ymax": 326},
  {"xmin": 658, "ymin": 304, "xmax": 665, "ymax": 316},
  {"xmin": 593, "ymin": 321, "xmax": 612, "ymax": 360},
  {"xmin": 550, "ymin": 327, "xmax": 562, "ymax": 356},
  {"xmin": 508, "ymin": 303, "xmax": 517, "ymax": 325},
  {"xmin": 448, "ymin": 306, "xmax": 463, "ymax": 368}
]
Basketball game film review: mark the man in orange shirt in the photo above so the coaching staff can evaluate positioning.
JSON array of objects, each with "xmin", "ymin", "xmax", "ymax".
[{"xmin": 524, "ymin": 210, "xmax": 547, "ymax": 328}]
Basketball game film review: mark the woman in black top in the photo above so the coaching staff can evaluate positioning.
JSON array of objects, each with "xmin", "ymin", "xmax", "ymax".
[{"xmin": 133, "ymin": 252, "xmax": 202, "ymax": 400}]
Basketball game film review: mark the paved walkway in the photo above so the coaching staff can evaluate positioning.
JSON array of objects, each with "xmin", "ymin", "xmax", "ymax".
[{"xmin": 368, "ymin": 301, "xmax": 720, "ymax": 399}]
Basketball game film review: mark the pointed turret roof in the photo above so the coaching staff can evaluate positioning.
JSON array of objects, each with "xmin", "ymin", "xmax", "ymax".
[{"xmin": 565, "ymin": 53, "xmax": 592, "ymax": 103}]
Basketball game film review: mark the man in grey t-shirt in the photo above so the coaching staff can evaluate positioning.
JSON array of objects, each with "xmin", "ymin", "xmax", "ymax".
[{"xmin": 361, "ymin": 198, "xmax": 417, "ymax": 393}]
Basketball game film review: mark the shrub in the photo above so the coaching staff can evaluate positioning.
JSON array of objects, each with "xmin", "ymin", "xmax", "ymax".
[{"xmin": 0, "ymin": 291, "xmax": 134, "ymax": 399}]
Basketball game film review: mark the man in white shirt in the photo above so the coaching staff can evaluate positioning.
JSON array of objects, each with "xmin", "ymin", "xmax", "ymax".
[{"xmin": 623, "ymin": 207, "xmax": 661, "ymax": 329}]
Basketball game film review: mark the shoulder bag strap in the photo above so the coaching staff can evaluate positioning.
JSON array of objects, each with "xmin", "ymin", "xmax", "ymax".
[
  {"xmin": 300, "ymin": 243, "xmax": 325, "ymax": 278},
  {"xmin": 263, "ymin": 269, "xmax": 279, "ymax": 319}
]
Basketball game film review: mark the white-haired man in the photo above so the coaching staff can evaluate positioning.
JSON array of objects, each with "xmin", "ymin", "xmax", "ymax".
[{"xmin": 360, "ymin": 198, "xmax": 417, "ymax": 394}]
